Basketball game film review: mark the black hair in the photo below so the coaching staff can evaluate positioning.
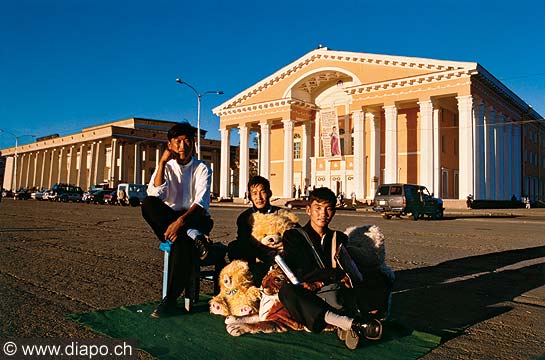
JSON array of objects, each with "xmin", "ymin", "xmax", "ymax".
[
  {"xmin": 247, "ymin": 175, "xmax": 272, "ymax": 196},
  {"xmin": 167, "ymin": 122, "xmax": 196, "ymax": 141},
  {"xmin": 308, "ymin": 187, "xmax": 336, "ymax": 207}
]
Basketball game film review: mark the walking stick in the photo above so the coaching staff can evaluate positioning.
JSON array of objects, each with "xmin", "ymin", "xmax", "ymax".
[{"xmin": 159, "ymin": 240, "xmax": 173, "ymax": 299}]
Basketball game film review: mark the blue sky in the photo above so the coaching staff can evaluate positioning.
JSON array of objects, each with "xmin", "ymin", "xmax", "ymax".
[{"xmin": 1, "ymin": 0, "xmax": 544, "ymax": 150}]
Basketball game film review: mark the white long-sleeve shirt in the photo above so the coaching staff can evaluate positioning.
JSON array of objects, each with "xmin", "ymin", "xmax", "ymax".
[{"xmin": 147, "ymin": 157, "xmax": 211, "ymax": 214}]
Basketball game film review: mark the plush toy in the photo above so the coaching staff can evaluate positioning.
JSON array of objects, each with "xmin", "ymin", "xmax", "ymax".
[
  {"xmin": 250, "ymin": 210, "xmax": 299, "ymax": 251},
  {"xmin": 343, "ymin": 225, "xmax": 395, "ymax": 318},
  {"xmin": 209, "ymin": 260, "xmax": 261, "ymax": 317},
  {"xmin": 225, "ymin": 264, "xmax": 305, "ymax": 336}
]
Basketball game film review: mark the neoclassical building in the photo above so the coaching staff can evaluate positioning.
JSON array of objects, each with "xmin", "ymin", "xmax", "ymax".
[
  {"xmin": 214, "ymin": 47, "xmax": 544, "ymax": 202},
  {"xmin": 1, "ymin": 118, "xmax": 228, "ymax": 194}
]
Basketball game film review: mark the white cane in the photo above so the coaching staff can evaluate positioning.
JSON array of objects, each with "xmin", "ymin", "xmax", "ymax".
[
  {"xmin": 162, "ymin": 250, "xmax": 169, "ymax": 299},
  {"xmin": 160, "ymin": 240, "xmax": 173, "ymax": 299}
]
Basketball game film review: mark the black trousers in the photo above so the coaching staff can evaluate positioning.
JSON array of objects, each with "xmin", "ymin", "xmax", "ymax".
[
  {"xmin": 279, "ymin": 271, "xmax": 393, "ymax": 333},
  {"xmin": 141, "ymin": 196, "xmax": 213, "ymax": 301}
]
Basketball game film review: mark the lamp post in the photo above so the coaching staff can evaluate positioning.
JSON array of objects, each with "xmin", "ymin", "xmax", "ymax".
[
  {"xmin": 175, "ymin": 78, "xmax": 223, "ymax": 160},
  {"xmin": 0, "ymin": 129, "xmax": 35, "ymax": 191}
]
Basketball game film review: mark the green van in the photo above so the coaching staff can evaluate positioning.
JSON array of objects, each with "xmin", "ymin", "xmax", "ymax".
[{"xmin": 373, "ymin": 183, "xmax": 444, "ymax": 220}]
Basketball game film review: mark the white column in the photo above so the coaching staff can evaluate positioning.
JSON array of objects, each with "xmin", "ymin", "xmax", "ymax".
[
  {"xmin": 474, "ymin": 101, "xmax": 486, "ymax": 200},
  {"xmin": 353, "ymin": 110, "xmax": 365, "ymax": 199},
  {"xmin": 94, "ymin": 141, "xmax": 106, "ymax": 185},
  {"xmin": 282, "ymin": 119, "xmax": 294, "ymax": 198},
  {"xmin": 504, "ymin": 121, "xmax": 513, "ymax": 199},
  {"xmin": 77, "ymin": 144, "xmax": 87, "ymax": 188},
  {"xmin": 58, "ymin": 147, "xmax": 67, "ymax": 184},
  {"xmin": 238, "ymin": 125, "xmax": 249, "ymax": 199},
  {"xmin": 41, "ymin": 150, "xmax": 51, "ymax": 189},
  {"xmin": 67, "ymin": 146, "xmax": 77, "ymax": 184},
  {"xmin": 134, "ymin": 143, "xmax": 141, "ymax": 184},
  {"xmin": 383, "ymin": 105, "xmax": 398, "ymax": 183},
  {"xmin": 418, "ymin": 100, "xmax": 434, "ymax": 191},
  {"xmin": 259, "ymin": 121, "xmax": 270, "ymax": 178},
  {"xmin": 368, "ymin": 111, "xmax": 381, "ymax": 197},
  {"xmin": 513, "ymin": 124, "xmax": 522, "ymax": 198},
  {"xmin": 495, "ymin": 113, "xmax": 505, "ymax": 199},
  {"xmin": 457, "ymin": 95, "xmax": 475, "ymax": 199},
  {"xmin": 485, "ymin": 106, "xmax": 496, "ymax": 199},
  {"xmin": 302, "ymin": 121, "xmax": 311, "ymax": 187},
  {"xmin": 109, "ymin": 139, "xmax": 119, "ymax": 187},
  {"xmin": 432, "ymin": 107, "xmax": 441, "ymax": 197},
  {"xmin": 48, "ymin": 148, "xmax": 58, "ymax": 189},
  {"xmin": 118, "ymin": 142, "xmax": 124, "ymax": 182},
  {"xmin": 219, "ymin": 128, "xmax": 230, "ymax": 198},
  {"xmin": 314, "ymin": 111, "xmax": 321, "ymax": 157},
  {"xmin": 33, "ymin": 151, "xmax": 42, "ymax": 188},
  {"xmin": 87, "ymin": 142, "xmax": 97, "ymax": 188}
]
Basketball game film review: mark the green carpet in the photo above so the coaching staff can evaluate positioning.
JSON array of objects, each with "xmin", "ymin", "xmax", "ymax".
[{"xmin": 68, "ymin": 299, "xmax": 441, "ymax": 360}]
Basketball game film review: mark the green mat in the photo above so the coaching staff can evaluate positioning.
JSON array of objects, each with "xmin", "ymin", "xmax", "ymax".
[{"xmin": 68, "ymin": 300, "xmax": 440, "ymax": 360}]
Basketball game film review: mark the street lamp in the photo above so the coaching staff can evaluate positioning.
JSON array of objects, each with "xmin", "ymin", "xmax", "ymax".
[
  {"xmin": 175, "ymin": 78, "xmax": 224, "ymax": 160},
  {"xmin": 0, "ymin": 129, "xmax": 35, "ymax": 191}
]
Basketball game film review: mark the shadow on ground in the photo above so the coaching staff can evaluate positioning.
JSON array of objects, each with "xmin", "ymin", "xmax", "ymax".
[{"xmin": 391, "ymin": 245, "xmax": 545, "ymax": 341}]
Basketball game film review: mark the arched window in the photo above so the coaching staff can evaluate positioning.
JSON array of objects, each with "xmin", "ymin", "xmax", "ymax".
[{"xmin": 293, "ymin": 134, "xmax": 301, "ymax": 159}]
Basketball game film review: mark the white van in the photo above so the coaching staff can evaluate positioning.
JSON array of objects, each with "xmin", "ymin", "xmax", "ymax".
[{"xmin": 117, "ymin": 183, "xmax": 147, "ymax": 206}]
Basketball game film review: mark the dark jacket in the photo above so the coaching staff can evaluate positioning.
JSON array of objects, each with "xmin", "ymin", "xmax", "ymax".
[
  {"xmin": 282, "ymin": 222, "xmax": 347, "ymax": 285},
  {"xmin": 229, "ymin": 205, "xmax": 281, "ymax": 264}
]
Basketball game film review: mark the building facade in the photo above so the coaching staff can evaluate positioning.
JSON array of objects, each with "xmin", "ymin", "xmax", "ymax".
[
  {"xmin": 214, "ymin": 47, "xmax": 544, "ymax": 202},
  {"xmin": 0, "ymin": 118, "xmax": 227, "ymax": 195}
]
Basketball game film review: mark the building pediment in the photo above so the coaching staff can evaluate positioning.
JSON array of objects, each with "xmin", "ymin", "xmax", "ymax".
[{"xmin": 214, "ymin": 47, "xmax": 476, "ymax": 115}]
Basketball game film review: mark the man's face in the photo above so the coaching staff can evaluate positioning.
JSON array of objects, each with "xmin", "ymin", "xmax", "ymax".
[
  {"xmin": 168, "ymin": 135, "xmax": 193, "ymax": 163},
  {"xmin": 249, "ymin": 184, "xmax": 271, "ymax": 210},
  {"xmin": 307, "ymin": 199, "xmax": 335, "ymax": 231}
]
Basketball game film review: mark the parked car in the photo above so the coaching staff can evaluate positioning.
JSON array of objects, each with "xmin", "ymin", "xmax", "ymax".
[
  {"xmin": 50, "ymin": 183, "xmax": 83, "ymax": 202},
  {"xmin": 117, "ymin": 183, "xmax": 147, "ymax": 206},
  {"xmin": 285, "ymin": 198, "xmax": 308, "ymax": 209},
  {"xmin": 58, "ymin": 192, "xmax": 83, "ymax": 202},
  {"xmin": 373, "ymin": 183, "xmax": 444, "ymax": 220},
  {"xmin": 103, "ymin": 190, "xmax": 118, "ymax": 205},
  {"xmin": 82, "ymin": 189, "xmax": 111, "ymax": 204},
  {"xmin": 14, "ymin": 189, "xmax": 31, "ymax": 200}
]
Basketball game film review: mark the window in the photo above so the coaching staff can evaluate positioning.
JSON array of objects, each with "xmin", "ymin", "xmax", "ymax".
[
  {"xmin": 293, "ymin": 134, "xmax": 301, "ymax": 159},
  {"xmin": 441, "ymin": 135, "xmax": 446, "ymax": 153}
]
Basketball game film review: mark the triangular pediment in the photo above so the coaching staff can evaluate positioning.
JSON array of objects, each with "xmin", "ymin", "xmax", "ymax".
[{"xmin": 213, "ymin": 48, "xmax": 476, "ymax": 114}]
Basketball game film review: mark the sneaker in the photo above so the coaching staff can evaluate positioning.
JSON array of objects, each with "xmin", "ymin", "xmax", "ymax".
[
  {"xmin": 351, "ymin": 318, "xmax": 382, "ymax": 341},
  {"xmin": 194, "ymin": 234, "xmax": 210, "ymax": 260},
  {"xmin": 150, "ymin": 297, "xmax": 178, "ymax": 318}
]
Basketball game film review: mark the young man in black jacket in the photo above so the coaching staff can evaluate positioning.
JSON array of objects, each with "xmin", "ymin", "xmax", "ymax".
[
  {"xmin": 228, "ymin": 176, "xmax": 281, "ymax": 266},
  {"xmin": 278, "ymin": 187, "xmax": 382, "ymax": 349}
]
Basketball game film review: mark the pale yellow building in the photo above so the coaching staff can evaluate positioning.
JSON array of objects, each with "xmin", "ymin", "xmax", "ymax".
[
  {"xmin": 1, "ymin": 118, "xmax": 226, "ymax": 195},
  {"xmin": 214, "ymin": 47, "xmax": 545, "ymax": 202}
]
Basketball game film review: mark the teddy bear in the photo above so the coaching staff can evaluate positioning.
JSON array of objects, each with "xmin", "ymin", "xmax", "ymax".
[
  {"xmin": 250, "ymin": 210, "xmax": 299, "ymax": 252},
  {"xmin": 209, "ymin": 260, "xmax": 261, "ymax": 318},
  {"xmin": 342, "ymin": 225, "xmax": 395, "ymax": 319}
]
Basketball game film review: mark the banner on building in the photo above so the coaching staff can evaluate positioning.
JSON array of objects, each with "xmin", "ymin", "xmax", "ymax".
[{"xmin": 320, "ymin": 109, "xmax": 341, "ymax": 157}]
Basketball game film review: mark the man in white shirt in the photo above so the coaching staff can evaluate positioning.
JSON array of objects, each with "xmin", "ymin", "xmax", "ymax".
[{"xmin": 142, "ymin": 122, "xmax": 213, "ymax": 318}]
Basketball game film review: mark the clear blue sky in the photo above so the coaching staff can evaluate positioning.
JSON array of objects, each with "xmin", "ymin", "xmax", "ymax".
[{"xmin": 1, "ymin": 0, "xmax": 544, "ymax": 150}]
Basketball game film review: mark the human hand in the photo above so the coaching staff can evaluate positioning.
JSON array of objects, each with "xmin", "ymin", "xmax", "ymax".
[
  {"xmin": 301, "ymin": 281, "xmax": 324, "ymax": 291},
  {"xmin": 159, "ymin": 147, "xmax": 175, "ymax": 164},
  {"xmin": 164, "ymin": 218, "xmax": 184, "ymax": 242}
]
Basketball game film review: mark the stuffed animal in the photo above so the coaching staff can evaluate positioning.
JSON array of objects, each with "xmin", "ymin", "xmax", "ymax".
[
  {"xmin": 250, "ymin": 210, "xmax": 299, "ymax": 251},
  {"xmin": 343, "ymin": 225, "xmax": 395, "ymax": 318},
  {"xmin": 225, "ymin": 264, "xmax": 305, "ymax": 336},
  {"xmin": 209, "ymin": 260, "xmax": 261, "ymax": 317}
]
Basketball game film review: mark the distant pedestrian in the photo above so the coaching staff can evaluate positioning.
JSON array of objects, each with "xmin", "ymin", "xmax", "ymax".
[{"xmin": 524, "ymin": 196, "xmax": 531, "ymax": 209}]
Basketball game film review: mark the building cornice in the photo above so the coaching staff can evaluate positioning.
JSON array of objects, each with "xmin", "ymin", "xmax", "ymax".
[{"xmin": 216, "ymin": 98, "xmax": 318, "ymax": 117}]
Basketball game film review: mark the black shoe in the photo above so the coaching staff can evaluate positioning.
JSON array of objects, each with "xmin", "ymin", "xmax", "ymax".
[
  {"xmin": 194, "ymin": 235, "xmax": 210, "ymax": 260},
  {"xmin": 150, "ymin": 297, "xmax": 178, "ymax": 318},
  {"xmin": 351, "ymin": 318, "xmax": 382, "ymax": 341}
]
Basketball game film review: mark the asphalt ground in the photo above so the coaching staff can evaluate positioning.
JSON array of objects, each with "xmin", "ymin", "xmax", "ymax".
[{"xmin": 0, "ymin": 199, "xmax": 544, "ymax": 359}]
